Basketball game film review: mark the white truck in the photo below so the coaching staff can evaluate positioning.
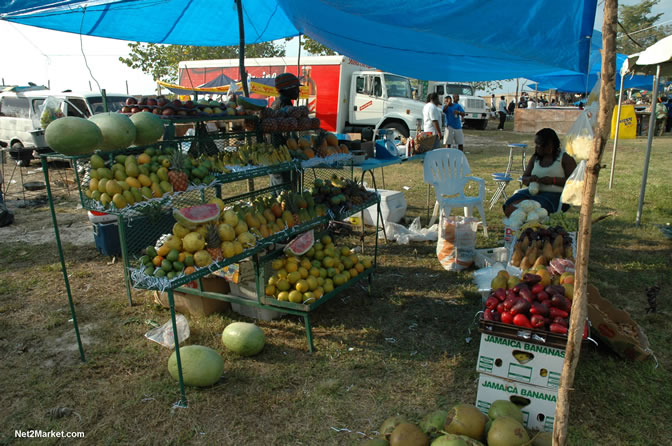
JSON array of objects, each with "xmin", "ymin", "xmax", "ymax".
[
  {"xmin": 178, "ymin": 56, "xmax": 425, "ymax": 141},
  {"xmin": 418, "ymin": 81, "xmax": 490, "ymax": 130}
]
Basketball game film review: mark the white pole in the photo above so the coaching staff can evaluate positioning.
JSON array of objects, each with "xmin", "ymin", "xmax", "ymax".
[
  {"xmin": 608, "ymin": 72, "xmax": 626, "ymax": 189},
  {"xmin": 635, "ymin": 64, "xmax": 661, "ymax": 226}
]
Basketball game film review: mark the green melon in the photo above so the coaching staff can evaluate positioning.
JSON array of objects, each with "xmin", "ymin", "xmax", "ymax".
[
  {"xmin": 88, "ymin": 112, "xmax": 136, "ymax": 152},
  {"xmin": 221, "ymin": 322, "xmax": 265, "ymax": 356},
  {"xmin": 44, "ymin": 117, "xmax": 102, "ymax": 155},
  {"xmin": 167, "ymin": 345, "xmax": 224, "ymax": 387},
  {"xmin": 130, "ymin": 112, "xmax": 165, "ymax": 146}
]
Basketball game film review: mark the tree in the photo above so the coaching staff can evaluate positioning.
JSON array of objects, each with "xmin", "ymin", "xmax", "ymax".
[
  {"xmin": 119, "ymin": 42, "xmax": 285, "ymax": 83},
  {"xmin": 301, "ymin": 35, "xmax": 337, "ymax": 56},
  {"xmin": 468, "ymin": 80, "xmax": 506, "ymax": 94},
  {"xmin": 617, "ymin": 0, "xmax": 672, "ymax": 55}
]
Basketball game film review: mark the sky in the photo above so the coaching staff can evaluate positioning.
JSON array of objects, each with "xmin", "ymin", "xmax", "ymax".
[{"xmin": 0, "ymin": 0, "xmax": 670, "ymax": 96}]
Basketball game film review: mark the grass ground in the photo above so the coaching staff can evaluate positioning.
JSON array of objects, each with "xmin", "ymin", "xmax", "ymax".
[{"xmin": 0, "ymin": 124, "xmax": 670, "ymax": 445}]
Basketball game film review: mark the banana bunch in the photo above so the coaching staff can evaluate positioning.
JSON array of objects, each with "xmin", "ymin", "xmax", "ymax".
[
  {"xmin": 517, "ymin": 221, "xmax": 544, "ymax": 237},
  {"xmin": 217, "ymin": 143, "xmax": 292, "ymax": 167},
  {"xmin": 513, "ymin": 351, "xmax": 533, "ymax": 364}
]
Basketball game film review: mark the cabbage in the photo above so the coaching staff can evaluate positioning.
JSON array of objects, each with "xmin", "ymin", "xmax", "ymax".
[
  {"xmin": 518, "ymin": 200, "xmax": 537, "ymax": 213},
  {"xmin": 529, "ymin": 182, "xmax": 540, "ymax": 196}
]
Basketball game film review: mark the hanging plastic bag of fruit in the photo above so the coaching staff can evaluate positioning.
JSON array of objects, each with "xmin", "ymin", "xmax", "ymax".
[
  {"xmin": 565, "ymin": 111, "xmax": 594, "ymax": 161},
  {"xmin": 561, "ymin": 160, "xmax": 600, "ymax": 206},
  {"xmin": 37, "ymin": 96, "xmax": 65, "ymax": 129},
  {"xmin": 436, "ymin": 210, "xmax": 480, "ymax": 271}
]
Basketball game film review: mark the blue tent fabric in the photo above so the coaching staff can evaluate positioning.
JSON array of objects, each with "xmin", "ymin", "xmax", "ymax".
[
  {"xmin": 527, "ymin": 51, "xmax": 655, "ymax": 93},
  {"xmin": 0, "ymin": 0, "xmax": 597, "ymax": 82},
  {"xmin": 198, "ymin": 74, "xmax": 236, "ymax": 88},
  {"xmin": 0, "ymin": 0, "xmax": 299, "ymax": 45}
]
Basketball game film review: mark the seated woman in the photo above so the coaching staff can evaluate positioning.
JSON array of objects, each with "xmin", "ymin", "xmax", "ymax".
[{"xmin": 503, "ymin": 128, "xmax": 577, "ymax": 217}]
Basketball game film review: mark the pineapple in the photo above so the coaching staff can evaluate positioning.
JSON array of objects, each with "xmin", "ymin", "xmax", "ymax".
[
  {"xmin": 206, "ymin": 223, "xmax": 222, "ymax": 261},
  {"xmin": 168, "ymin": 151, "xmax": 189, "ymax": 192}
]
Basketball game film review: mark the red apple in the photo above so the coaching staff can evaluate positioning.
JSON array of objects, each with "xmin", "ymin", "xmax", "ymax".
[
  {"xmin": 157, "ymin": 98, "xmax": 168, "ymax": 107},
  {"xmin": 172, "ymin": 99, "xmax": 182, "ymax": 108},
  {"xmin": 147, "ymin": 98, "xmax": 158, "ymax": 106},
  {"xmin": 162, "ymin": 107, "xmax": 175, "ymax": 116},
  {"xmin": 125, "ymin": 97, "xmax": 137, "ymax": 106},
  {"xmin": 152, "ymin": 108, "xmax": 162, "ymax": 115},
  {"xmin": 141, "ymin": 107, "xmax": 152, "ymax": 113},
  {"xmin": 130, "ymin": 106, "xmax": 140, "ymax": 114},
  {"xmin": 138, "ymin": 97, "xmax": 148, "ymax": 106},
  {"xmin": 176, "ymin": 110, "xmax": 188, "ymax": 116},
  {"xmin": 184, "ymin": 100, "xmax": 195, "ymax": 109},
  {"xmin": 121, "ymin": 105, "xmax": 131, "ymax": 113}
]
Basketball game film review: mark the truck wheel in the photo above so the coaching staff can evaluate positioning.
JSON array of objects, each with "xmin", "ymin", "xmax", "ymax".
[
  {"xmin": 381, "ymin": 122, "xmax": 409, "ymax": 142},
  {"xmin": 11, "ymin": 142, "xmax": 32, "ymax": 167}
]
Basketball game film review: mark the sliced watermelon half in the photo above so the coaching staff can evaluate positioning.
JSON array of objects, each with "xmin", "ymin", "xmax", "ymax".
[
  {"xmin": 173, "ymin": 203, "xmax": 220, "ymax": 229},
  {"xmin": 284, "ymin": 230, "xmax": 314, "ymax": 256}
]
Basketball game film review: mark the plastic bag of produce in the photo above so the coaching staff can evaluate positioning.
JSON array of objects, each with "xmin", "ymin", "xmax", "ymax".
[
  {"xmin": 561, "ymin": 160, "xmax": 600, "ymax": 206},
  {"xmin": 38, "ymin": 96, "xmax": 65, "ymax": 129},
  {"xmin": 565, "ymin": 111, "xmax": 594, "ymax": 161},
  {"xmin": 436, "ymin": 210, "xmax": 479, "ymax": 271}
]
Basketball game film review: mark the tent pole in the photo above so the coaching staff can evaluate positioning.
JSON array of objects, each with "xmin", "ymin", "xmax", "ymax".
[
  {"xmin": 235, "ymin": 0, "xmax": 249, "ymax": 97},
  {"xmin": 608, "ymin": 71, "xmax": 626, "ymax": 189},
  {"xmin": 297, "ymin": 33, "xmax": 302, "ymax": 79},
  {"xmin": 552, "ymin": 0, "xmax": 617, "ymax": 444},
  {"xmin": 635, "ymin": 64, "xmax": 661, "ymax": 226}
]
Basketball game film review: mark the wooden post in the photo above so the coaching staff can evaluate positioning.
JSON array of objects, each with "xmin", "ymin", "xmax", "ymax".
[
  {"xmin": 552, "ymin": 1, "xmax": 618, "ymax": 445},
  {"xmin": 235, "ymin": 0, "xmax": 250, "ymax": 97}
]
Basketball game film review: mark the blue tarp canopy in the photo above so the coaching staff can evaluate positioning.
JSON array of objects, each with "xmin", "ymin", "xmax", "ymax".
[
  {"xmin": 527, "ymin": 49, "xmax": 655, "ymax": 93},
  {"xmin": 198, "ymin": 74, "xmax": 236, "ymax": 89},
  {"xmin": 0, "ymin": 0, "xmax": 597, "ymax": 82}
]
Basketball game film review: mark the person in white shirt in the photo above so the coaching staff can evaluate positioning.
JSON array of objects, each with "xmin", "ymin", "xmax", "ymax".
[
  {"xmin": 528, "ymin": 99, "xmax": 537, "ymax": 109},
  {"xmin": 423, "ymin": 93, "xmax": 442, "ymax": 149},
  {"xmin": 497, "ymin": 95, "xmax": 508, "ymax": 130}
]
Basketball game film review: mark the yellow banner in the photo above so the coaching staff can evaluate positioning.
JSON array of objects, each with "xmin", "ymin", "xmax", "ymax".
[
  {"xmin": 158, "ymin": 80, "xmax": 310, "ymax": 99},
  {"xmin": 611, "ymin": 105, "xmax": 637, "ymax": 139}
]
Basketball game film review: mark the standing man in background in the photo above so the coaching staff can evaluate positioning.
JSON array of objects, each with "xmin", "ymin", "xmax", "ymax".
[
  {"xmin": 423, "ymin": 93, "xmax": 442, "ymax": 149},
  {"xmin": 497, "ymin": 95, "xmax": 507, "ymax": 130},
  {"xmin": 444, "ymin": 94, "xmax": 466, "ymax": 151}
]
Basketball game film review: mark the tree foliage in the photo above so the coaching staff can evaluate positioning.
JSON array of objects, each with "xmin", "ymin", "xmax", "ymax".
[
  {"xmin": 301, "ymin": 36, "xmax": 337, "ymax": 56},
  {"xmin": 119, "ymin": 42, "xmax": 285, "ymax": 83},
  {"xmin": 468, "ymin": 80, "xmax": 507, "ymax": 94},
  {"xmin": 617, "ymin": 0, "xmax": 672, "ymax": 55}
]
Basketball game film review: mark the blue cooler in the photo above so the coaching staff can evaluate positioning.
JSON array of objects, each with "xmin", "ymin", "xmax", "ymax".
[{"xmin": 89, "ymin": 211, "xmax": 121, "ymax": 257}]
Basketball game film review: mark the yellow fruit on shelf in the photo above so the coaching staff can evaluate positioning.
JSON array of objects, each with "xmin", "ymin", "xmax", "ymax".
[
  {"xmin": 277, "ymin": 291, "xmax": 290, "ymax": 301},
  {"xmin": 193, "ymin": 250, "xmax": 212, "ymax": 267},
  {"xmin": 288, "ymin": 290, "xmax": 303, "ymax": 303}
]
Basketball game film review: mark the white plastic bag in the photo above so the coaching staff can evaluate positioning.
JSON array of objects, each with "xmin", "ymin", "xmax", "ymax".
[
  {"xmin": 383, "ymin": 217, "xmax": 438, "ymax": 244},
  {"xmin": 436, "ymin": 211, "xmax": 479, "ymax": 271},
  {"xmin": 145, "ymin": 314, "xmax": 190, "ymax": 349},
  {"xmin": 565, "ymin": 111, "xmax": 594, "ymax": 160},
  {"xmin": 561, "ymin": 160, "xmax": 600, "ymax": 206}
]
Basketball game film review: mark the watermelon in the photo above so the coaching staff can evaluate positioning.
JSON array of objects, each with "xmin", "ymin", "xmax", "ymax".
[
  {"xmin": 44, "ymin": 117, "xmax": 102, "ymax": 155},
  {"xmin": 238, "ymin": 96, "xmax": 267, "ymax": 111},
  {"xmin": 284, "ymin": 229, "xmax": 314, "ymax": 256},
  {"xmin": 167, "ymin": 345, "xmax": 224, "ymax": 387},
  {"xmin": 173, "ymin": 203, "xmax": 220, "ymax": 229},
  {"xmin": 130, "ymin": 112, "xmax": 165, "ymax": 145},
  {"xmin": 221, "ymin": 322, "xmax": 265, "ymax": 356},
  {"xmin": 88, "ymin": 112, "xmax": 136, "ymax": 152}
]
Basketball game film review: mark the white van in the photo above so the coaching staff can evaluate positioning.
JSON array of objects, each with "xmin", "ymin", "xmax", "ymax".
[{"xmin": 0, "ymin": 87, "xmax": 130, "ymax": 165}]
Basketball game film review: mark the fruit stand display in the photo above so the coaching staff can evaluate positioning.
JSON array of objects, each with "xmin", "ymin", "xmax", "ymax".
[{"xmin": 39, "ymin": 103, "xmax": 382, "ymax": 407}]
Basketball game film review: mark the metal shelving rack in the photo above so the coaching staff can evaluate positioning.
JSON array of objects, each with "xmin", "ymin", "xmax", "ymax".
[{"xmin": 41, "ymin": 114, "xmax": 381, "ymax": 407}]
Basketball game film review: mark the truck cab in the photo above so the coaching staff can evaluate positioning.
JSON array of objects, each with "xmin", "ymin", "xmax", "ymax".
[
  {"xmin": 426, "ymin": 82, "xmax": 489, "ymax": 130},
  {"xmin": 347, "ymin": 71, "xmax": 424, "ymax": 141}
]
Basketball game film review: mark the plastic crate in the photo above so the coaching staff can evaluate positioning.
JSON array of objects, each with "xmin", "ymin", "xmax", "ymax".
[{"xmin": 93, "ymin": 222, "xmax": 121, "ymax": 257}]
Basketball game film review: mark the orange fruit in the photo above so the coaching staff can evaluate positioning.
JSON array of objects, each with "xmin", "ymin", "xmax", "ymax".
[
  {"xmin": 152, "ymin": 256, "xmax": 164, "ymax": 267},
  {"xmin": 137, "ymin": 153, "xmax": 151, "ymax": 164},
  {"xmin": 184, "ymin": 266, "xmax": 196, "ymax": 276},
  {"xmin": 157, "ymin": 244, "xmax": 170, "ymax": 257},
  {"xmin": 178, "ymin": 252, "xmax": 187, "ymax": 263}
]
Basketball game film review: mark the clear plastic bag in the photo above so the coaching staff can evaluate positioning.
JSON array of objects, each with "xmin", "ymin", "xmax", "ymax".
[
  {"xmin": 561, "ymin": 160, "xmax": 600, "ymax": 206},
  {"xmin": 565, "ymin": 112, "xmax": 594, "ymax": 160},
  {"xmin": 38, "ymin": 96, "xmax": 65, "ymax": 129},
  {"xmin": 145, "ymin": 314, "xmax": 190, "ymax": 349},
  {"xmin": 436, "ymin": 211, "xmax": 479, "ymax": 271}
]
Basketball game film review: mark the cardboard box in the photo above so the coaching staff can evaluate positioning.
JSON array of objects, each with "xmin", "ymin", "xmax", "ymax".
[
  {"xmin": 476, "ymin": 373, "xmax": 557, "ymax": 432},
  {"xmin": 229, "ymin": 281, "xmax": 282, "ymax": 321},
  {"xmin": 587, "ymin": 284, "xmax": 651, "ymax": 361},
  {"xmin": 155, "ymin": 277, "xmax": 231, "ymax": 316},
  {"xmin": 477, "ymin": 333, "xmax": 564, "ymax": 389}
]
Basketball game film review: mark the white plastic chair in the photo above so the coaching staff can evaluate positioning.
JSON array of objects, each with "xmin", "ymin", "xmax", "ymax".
[{"xmin": 424, "ymin": 149, "xmax": 488, "ymax": 237}]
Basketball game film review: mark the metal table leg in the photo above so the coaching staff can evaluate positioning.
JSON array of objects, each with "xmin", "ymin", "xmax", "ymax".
[
  {"xmin": 41, "ymin": 156, "xmax": 86, "ymax": 363},
  {"xmin": 167, "ymin": 289, "xmax": 187, "ymax": 407},
  {"xmin": 117, "ymin": 216, "xmax": 134, "ymax": 306}
]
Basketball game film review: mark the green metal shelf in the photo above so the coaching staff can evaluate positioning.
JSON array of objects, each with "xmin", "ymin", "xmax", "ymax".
[{"xmin": 130, "ymin": 216, "xmax": 330, "ymax": 291}]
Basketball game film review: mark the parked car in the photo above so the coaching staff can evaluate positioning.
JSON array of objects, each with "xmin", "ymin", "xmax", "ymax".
[{"xmin": 0, "ymin": 87, "xmax": 130, "ymax": 165}]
